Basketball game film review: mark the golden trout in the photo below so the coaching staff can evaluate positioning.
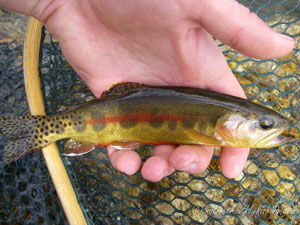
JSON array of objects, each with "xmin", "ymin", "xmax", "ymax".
[{"xmin": 0, "ymin": 82, "xmax": 291, "ymax": 164}]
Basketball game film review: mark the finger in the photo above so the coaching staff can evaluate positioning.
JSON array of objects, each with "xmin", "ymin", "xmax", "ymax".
[
  {"xmin": 220, "ymin": 147, "xmax": 250, "ymax": 179},
  {"xmin": 189, "ymin": 0, "xmax": 294, "ymax": 59},
  {"xmin": 196, "ymin": 43, "xmax": 250, "ymax": 178},
  {"xmin": 107, "ymin": 146, "xmax": 141, "ymax": 175},
  {"xmin": 188, "ymin": 29, "xmax": 250, "ymax": 178},
  {"xmin": 204, "ymin": 69, "xmax": 246, "ymax": 98},
  {"xmin": 169, "ymin": 145, "xmax": 214, "ymax": 174},
  {"xmin": 153, "ymin": 144, "xmax": 177, "ymax": 159},
  {"xmin": 183, "ymin": 27, "xmax": 246, "ymax": 98},
  {"xmin": 141, "ymin": 145, "xmax": 175, "ymax": 182},
  {"xmin": 141, "ymin": 156, "xmax": 173, "ymax": 182},
  {"xmin": 153, "ymin": 145, "xmax": 176, "ymax": 177}
]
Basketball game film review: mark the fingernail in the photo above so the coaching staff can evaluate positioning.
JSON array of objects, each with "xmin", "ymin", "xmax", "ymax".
[
  {"xmin": 182, "ymin": 163, "xmax": 197, "ymax": 173},
  {"xmin": 279, "ymin": 33, "xmax": 294, "ymax": 42},
  {"xmin": 163, "ymin": 170, "xmax": 170, "ymax": 177},
  {"xmin": 156, "ymin": 170, "xmax": 169, "ymax": 181},
  {"xmin": 125, "ymin": 168, "xmax": 137, "ymax": 175}
]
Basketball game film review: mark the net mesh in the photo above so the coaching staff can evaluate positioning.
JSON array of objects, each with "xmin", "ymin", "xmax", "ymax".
[
  {"xmin": 0, "ymin": 40, "xmax": 67, "ymax": 224},
  {"xmin": 1, "ymin": 0, "xmax": 300, "ymax": 224}
]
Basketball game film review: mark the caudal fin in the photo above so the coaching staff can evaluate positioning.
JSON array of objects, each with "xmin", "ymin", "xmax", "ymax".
[{"xmin": 0, "ymin": 115, "xmax": 41, "ymax": 164}]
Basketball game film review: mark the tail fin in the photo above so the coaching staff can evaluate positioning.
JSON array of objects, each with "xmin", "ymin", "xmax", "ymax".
[{"xmin": 0, "ymin": 115, "xmax": 41, "ymax": 164}]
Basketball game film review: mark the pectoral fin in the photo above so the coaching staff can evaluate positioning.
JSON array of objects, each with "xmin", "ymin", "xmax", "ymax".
[
  {"xmin": 63, "ymin": 139, "xmax": 98, "ymax": 156},
  {"xmin": 184, "ymin": 130, "xmax": 221, "ymax": 146}
]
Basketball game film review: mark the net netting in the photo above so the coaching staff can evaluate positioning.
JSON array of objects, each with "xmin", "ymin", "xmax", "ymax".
[
  {"xmin": 0, "ymin": 40, "xmax": 67, "ymax": 224},
  {"xmin": 1, "ymin": 0, "xmax": 300, "ymax": 224}
]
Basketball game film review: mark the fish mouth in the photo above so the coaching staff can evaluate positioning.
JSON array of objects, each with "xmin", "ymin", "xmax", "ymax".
[{"xmin": 257, "ymin": 132, "xmax": 294, "ymax": 148}]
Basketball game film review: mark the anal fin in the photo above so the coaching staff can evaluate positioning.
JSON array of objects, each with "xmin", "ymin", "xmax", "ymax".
[
  {"xmin": 109, "ymin": 141, "xmax": 141, "ymax": 150},
  {"xmin": 63, "ymin": 139, "xmax": 98, "ymax": 156}
]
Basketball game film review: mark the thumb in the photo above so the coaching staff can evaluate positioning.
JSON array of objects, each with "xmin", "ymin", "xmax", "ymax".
[{"xmin": 189, "ymin": 0, "xmax": 294, "ymax": 59}]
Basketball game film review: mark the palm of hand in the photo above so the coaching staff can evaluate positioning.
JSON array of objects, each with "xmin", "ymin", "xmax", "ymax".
[
  {"xmin": 42, "ymin": 0, "xmax": 293, "ymax": 181},
  {"xmin": 47, "ymin": 0, "xmax": 244, "ymax": 96}
]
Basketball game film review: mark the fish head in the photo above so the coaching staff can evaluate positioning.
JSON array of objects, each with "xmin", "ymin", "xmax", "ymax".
[{"xmin": 215, "ymin": 109, "xmax": 291, "ymax": 148}]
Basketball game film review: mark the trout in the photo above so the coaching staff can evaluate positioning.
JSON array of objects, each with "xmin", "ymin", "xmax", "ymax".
[{"xmin": 0, "ymin": 82, "xmax": 291, "ymax": 164}]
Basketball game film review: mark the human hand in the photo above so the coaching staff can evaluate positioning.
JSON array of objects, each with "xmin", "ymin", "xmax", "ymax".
[{"xmin": 2, "ymin": 0, "xmax": 294, "ymax": 181}]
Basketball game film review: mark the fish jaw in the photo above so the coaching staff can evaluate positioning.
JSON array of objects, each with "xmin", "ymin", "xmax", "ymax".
[{"xmin": 257, "ymin": 133, "xmax": 293, "ymax": 148}]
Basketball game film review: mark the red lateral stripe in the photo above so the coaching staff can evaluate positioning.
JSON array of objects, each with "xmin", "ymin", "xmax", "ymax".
[
  {"xmin": 100, "ymin": 141, "xmax": 178, "ymax": 146},
  {"xmin": 86, "ymin": 113, "xmax": 206, "ymax": 125},
  {"xmin": 91, "ymin": 141, "xmax": 224, "ymax": 147}
]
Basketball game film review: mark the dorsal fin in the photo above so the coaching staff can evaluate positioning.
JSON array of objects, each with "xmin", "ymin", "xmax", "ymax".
[{"xmin": 101, "ymin": 82, "xmax": 148, "ymax": 99}]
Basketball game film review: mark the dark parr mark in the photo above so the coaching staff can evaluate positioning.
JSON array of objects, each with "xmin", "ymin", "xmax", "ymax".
[
  {"xmin": 181, "ymin": 120, "xmax": 195, "ymax": 129},
  {"xmin": 198, "ymin": 121, "xmax": 207, "ymax": 132},
  {"xmin": 120, "ymin": 121, "xmax": 137, "ymax": 129},
  {"xmin": 70, "ymin": 113, "xmax": 86, "ymax": 133},
  {"xmin": 93, "ymin": 123, "xmax": 106, "ymax": 132},
  {"xmin": 168, "ymin": 121, "xmax": 177, "ymax": 131}
]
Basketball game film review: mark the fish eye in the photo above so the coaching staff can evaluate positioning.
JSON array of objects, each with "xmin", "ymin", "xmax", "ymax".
[{"xmin": 259, "ymin": 116, "xmax": 275, "ymax": 130}]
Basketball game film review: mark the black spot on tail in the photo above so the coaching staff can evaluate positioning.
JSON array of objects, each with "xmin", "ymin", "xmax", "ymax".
[
  {"xmin": 0, "ymin": 115, "xmax": 36, "ymax": 138},
  {"xmin": 0, "ymin": 115, "xmax": 45, "ymax": 164},
  {"xmin": 2, "ymin": 139, "xmax": 36, "ymax": 164}
]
